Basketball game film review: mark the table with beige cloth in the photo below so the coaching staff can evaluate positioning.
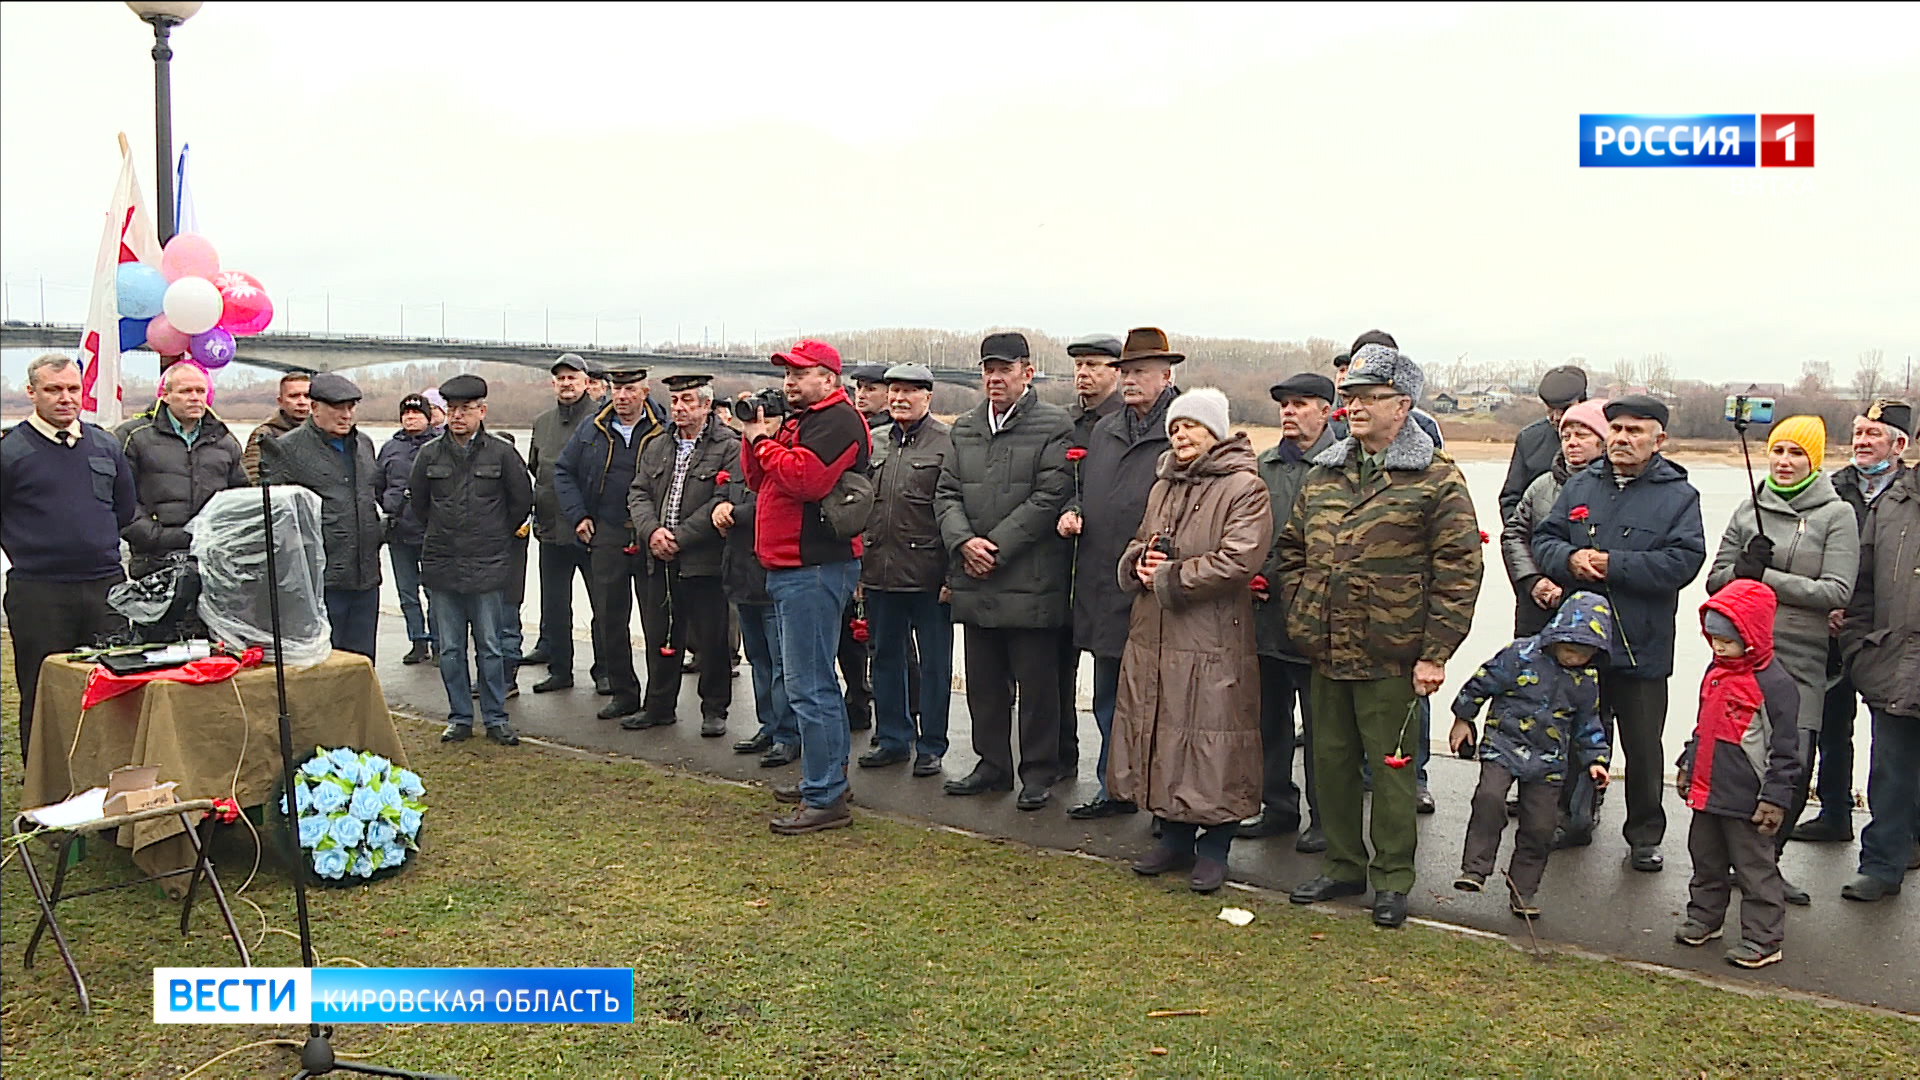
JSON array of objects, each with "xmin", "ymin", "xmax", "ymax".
[{"xmin": 23, "ymin": 650, "xmax": 407, "ymax": 886}]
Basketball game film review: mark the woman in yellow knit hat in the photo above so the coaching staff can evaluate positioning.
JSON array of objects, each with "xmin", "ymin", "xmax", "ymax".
[{"xmin": 1706, "ymin": 415, "xmax": 1859, "ymax": 905}]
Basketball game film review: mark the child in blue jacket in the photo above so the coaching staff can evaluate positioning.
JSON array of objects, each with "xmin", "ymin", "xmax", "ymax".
[{"xmin": 1449, "ymin": 591, "xmax": 1614, "ymax": 917}]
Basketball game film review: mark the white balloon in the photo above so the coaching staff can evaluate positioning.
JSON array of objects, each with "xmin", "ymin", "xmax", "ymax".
[{"xmin": 162, "ymin": 276, "xmax": 223, "ymax": 335}]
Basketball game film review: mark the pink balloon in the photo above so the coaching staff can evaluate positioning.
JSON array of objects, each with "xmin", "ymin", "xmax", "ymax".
[
  {"xmin": 190, "ymin": 327, "xmax": 236, "ymax": 369},
  {"xmin": 145, "ymin": 313, "xmax": 192, "ymax": 356},
  {"xmin": 160, "ymin": 233, "xmax": 220, "ymax": 283},
  {"xmin": 214, "ymin": 270, "xmax": 275, "ymax": 335}
]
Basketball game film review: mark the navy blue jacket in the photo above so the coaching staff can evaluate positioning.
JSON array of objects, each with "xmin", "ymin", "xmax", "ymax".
[
  {"xmin": 375, "ymin": 428, "xmax": 436, "ymax": 547},
  {"xmin": 1531, "ymin": 453, "xmax": 1705, "ymax": 680},
  {"xmin": 0, "ymin": 421, "xmax": 138, "ymax": 581},
  {"xmin": 1452, "ymin": 590, "xmax": 1613, "ymax": 784},
  {"xmin": 552, "ymin": 399, "xmax": 668, "ymax": 539}
]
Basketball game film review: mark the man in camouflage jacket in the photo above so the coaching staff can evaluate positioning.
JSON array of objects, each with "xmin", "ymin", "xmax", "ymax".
[{"xmin": 1273, "ymin": 344, "xmax": 1483, "ymax": 928}]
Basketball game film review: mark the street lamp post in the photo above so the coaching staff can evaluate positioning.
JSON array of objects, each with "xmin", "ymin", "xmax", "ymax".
[{"xmin": 126, "ymin": 2, "xmax": 201, "ymax": 245}]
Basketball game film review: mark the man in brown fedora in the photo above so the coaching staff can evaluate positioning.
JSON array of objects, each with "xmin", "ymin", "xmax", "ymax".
[{"xmin": 1065, "ymin": 327, "xmax": 1183, "ymax": 818}]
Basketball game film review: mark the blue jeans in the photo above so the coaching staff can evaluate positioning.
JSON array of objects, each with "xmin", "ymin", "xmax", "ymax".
[
  {"xmin": 867, "ymin": 589, "xmax": 952, "ymax": 758},
  {"xmin": 434, "ymin": 589, "xmax": 510, "ymax": 730},
  {"xmin": 766, "ymin": 560, "xmax": 860, "ymax": 808},
  {"xmin": 1091, "ymin": 656, "xmax": 1122, "ymax": 799},
  {"xmin": 738, "ymin": 602, "xmax": 796, "ymax": 746},
  {"xmin": 324, "ymin": 586, "xmax": 380, "ymax": 661},
  {"xmin": 387, "ymin": 542, "xmax": 435, "ymax": 643},
  {"xmin": 1859, "ymin": 707, "xmax": 1920, "ymax": 885}
]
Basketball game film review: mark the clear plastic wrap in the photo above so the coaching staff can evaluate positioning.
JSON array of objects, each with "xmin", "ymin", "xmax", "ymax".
[{"xmin": 186, "ymin": 486, "xmax": 332, "ymax": 667}]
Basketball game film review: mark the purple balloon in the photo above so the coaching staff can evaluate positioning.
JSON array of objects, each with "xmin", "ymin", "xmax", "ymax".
[{"xmin": 189, "ymin": 327, "xmax": 236, "ymax": 369}]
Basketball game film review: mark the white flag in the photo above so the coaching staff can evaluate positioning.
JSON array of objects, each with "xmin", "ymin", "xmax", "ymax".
[{"xmin": 79, "ymin": 137, "xmax": 163, "ymax": 429}]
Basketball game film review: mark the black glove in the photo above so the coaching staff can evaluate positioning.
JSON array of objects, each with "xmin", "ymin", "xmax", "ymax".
[{"xmin": 1732, "ymin": 534, "xmax": 1773, "ymax": 580}]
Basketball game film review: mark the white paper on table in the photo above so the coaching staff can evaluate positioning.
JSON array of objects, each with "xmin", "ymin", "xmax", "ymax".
[{"xmin": 22, "ymin": 787, "xmax": 109, "ymax": 829}]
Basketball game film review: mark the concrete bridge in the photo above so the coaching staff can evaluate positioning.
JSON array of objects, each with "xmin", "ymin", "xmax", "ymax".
[{"xmin": 0, "ymin": 322, "xmax": 986, "ymax": 387}]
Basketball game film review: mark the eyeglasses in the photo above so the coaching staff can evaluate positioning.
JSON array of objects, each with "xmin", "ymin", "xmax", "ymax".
[{"xmin": 1345, "ymin": 390, "xmax": 1406, "ymax": 406}]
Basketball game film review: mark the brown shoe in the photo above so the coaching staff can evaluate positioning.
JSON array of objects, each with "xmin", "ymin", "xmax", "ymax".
[
  {"xmin": 1189, "ymin": 857, "xmax": 1228, "ymax": 894},
  {"xmin": 770, "ymin": 795, "xmax": 851, "ymax": 835},
  {"xmin": 1130, "ymin": 845, "xmax": 1196, "ymax": 877}
]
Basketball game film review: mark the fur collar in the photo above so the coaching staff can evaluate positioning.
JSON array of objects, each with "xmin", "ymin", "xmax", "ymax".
[{"xmin": 1313, "ymin": 416, "xmax": 1436, "ymax": 472}]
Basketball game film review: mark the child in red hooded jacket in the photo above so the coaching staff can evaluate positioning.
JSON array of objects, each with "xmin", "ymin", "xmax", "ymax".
[{"xmin": 1674, "ymin": 578, "xmax": 1802, "ymax": 969}]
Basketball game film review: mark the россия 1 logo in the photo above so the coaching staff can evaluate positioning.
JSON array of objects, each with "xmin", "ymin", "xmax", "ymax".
[{"xmin": 1579, "ymin": 114, "xmax": 1813, "ymax": 168}]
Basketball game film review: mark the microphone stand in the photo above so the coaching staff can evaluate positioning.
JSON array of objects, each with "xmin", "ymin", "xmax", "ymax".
[{"xmin": 257, "ymin": 482, "xmax": 452, "ymax": 1079}]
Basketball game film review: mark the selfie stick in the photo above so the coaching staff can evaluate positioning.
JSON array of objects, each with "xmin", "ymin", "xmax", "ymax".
[{"xmin": 1730, "ymin": 396, "xmax": 1764, "ymax": 532}]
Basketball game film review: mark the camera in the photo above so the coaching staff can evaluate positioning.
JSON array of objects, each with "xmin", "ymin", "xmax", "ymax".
[
  {"xmin": 1724, "ymin": 394, "xmax": 1775, "ymax": 427},
  {"xmin": 730, "ymin": 388, "xmax": 790, "ymax": 424},
  {"xmin": 1150, "ymin": 536, "xmax": 1173, "ymax": 558}
]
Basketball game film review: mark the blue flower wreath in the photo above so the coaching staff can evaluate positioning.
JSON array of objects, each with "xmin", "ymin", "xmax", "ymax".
[{"xmin": 278, "ymin": 747, "xmax": 427, "ymax": 882}]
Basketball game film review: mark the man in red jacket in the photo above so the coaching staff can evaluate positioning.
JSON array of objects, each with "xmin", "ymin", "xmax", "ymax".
[{"xmin": 741, "ymin": 340, "xmax": 871, "ymax": 835}]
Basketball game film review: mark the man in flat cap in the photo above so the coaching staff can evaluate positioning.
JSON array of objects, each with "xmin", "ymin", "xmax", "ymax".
[
  {"xmin": 1246, "ymin": 371, "xmax": 1340, "ymax": 850},
  {"xmin": 628, "ymin": 374, "xmax": 740, "ymax": 734},
  {"xmin": 525, "ymin": 353, "xmax": 605, "ymax": 693},
  {"xmin": 1838, "ymin": 399, "xmax": 1920, "ymax": 901},
  {"xmin": 554, "ymin": 363, "xmax": 670, "ymax": 723},
  {"xmin": 858, "ymin": 363, "xmax": 954, "ymax": 777},
  {"xmin": 407, "ymin": 374, "xmax": 535, "ymax": 745},
  {"xmin": 1499, "ymin": 364, "xmax": 1589, "ymax": 520},
  {"xmin": 1276, "ymin": 344, "xmax": 1482, "ymax": 928},
  {"xmin": 741, "ymin": 339, "xmax": 872, "ymax": 835},
  {"xmin": 1533, "ymin": 393, "xmax": 1704, "ymax": 871},
  {"xmin": 938, "ymin": 331, "xmax": 1075, "ymax": 810},
  {"xmin": 259, "ymin": 372, "xmax": 386, "ymax": 659},
  {"xmin": 1065, "ymin": 328, "xmax": 1179, "ymax": 819},
  {"xmin": 1800, "ymin": 399, "xmax": 1913, "ymax": 847},
  {"xmin": 1053, "ymin": 333, "xmax": 1125, "ymax": 774}
]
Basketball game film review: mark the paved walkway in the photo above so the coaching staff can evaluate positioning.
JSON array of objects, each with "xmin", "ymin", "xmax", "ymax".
[{"xmin": 367, "ymin": 620, "xmax": 1917, "ymax": 1015}]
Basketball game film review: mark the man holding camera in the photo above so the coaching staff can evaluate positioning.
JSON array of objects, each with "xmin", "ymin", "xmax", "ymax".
[
  {"xmin": 553, "ymin": 363, "xmax": 669, "ymax": 724},
  {"xmin": 1532, "ymin": 394, "xmax": 1705, "ymax": 873},
  {"xmin": 740, "ymin": 340, "xmax": 871, "ymax": 835},
  {"xmin": 629, "ymin": 374, "xmax": 739, "ymax": 734},
  {"xmin": 936, "ymin": 332, "xmax": 1076, "ymax": 811}
]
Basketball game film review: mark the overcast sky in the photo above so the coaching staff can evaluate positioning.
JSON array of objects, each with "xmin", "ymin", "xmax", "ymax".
[{"xmin": 2, "ymin": 2, "xmax": 1916, "ymax": 385}]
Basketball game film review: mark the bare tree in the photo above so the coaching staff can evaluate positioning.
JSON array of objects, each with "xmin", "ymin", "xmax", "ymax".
[
  {"xmin": 1854, "ymin": 348, "xmax": 1885, "ymax": 404},
  {"xmin": 1642, "ymin": 352, "xmax": 1675, "ymax": 395},
  {"xmin": 1611, "ymin": 356, "xmax": 1639, "ymax": 392},
  {"xmin": 1799, "ymin": 358, "xmax": 1832, "ymax": 396}
]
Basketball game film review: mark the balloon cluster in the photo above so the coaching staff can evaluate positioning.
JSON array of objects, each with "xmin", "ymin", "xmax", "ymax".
[{"xmin": 114, "ymin": 234, "xmax": 274, "ymax": 369}]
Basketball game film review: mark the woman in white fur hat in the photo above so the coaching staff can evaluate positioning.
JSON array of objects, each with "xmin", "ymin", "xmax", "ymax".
[{"xmin": 1109, "ymin": 387, "xmax": 1273, "ymax": 893}]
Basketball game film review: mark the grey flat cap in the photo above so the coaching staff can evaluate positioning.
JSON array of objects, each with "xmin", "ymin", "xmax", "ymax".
[
  {"xmin": 307, "ymin": 372, "xmax": 363, "ymax": 404},
  {"xmin": 550, "ymin": 352, "xmax": 588, "ymax": 375},
  {"xmin": 1066, "ymin": 334, "xmax": 1123, "ymax": 360},
  {"xmin": 883, "ymin": 363, "xmax": 935, "ymax": 389}
]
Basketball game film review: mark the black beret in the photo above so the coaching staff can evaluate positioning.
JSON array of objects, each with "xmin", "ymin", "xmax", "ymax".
[
  {"xmin": 1603, "ymin": 394, "xmax": 1669, "ymax": 429},
  {"xmin": 1269, "ymin": 372, "xmax": 1338, "ymax": 404}
]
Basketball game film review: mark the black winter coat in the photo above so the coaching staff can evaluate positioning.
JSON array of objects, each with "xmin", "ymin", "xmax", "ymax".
[
  {"xmin": 718, "ymin": 472, "xmax": 769, "ymax": 606},
  {"xmin": 935, "ymin": 392, "xmax": 1074, "ymax": 630},
  {"xmin": 1253, "ymin": 425, "xmax": 1336, "ymax": 661},
  {"xmin": 862, "ymin": 416, "xmax": 953, "ymax": 593},
  {"xmin": 1531, "ymin": 454, "xmax": 1706, "ymax": 680},
  {"xmin": 628, "ymin": 415, "xmax": 739, "ymax": 579},
  {"xmin": 1498, "ymin": 417, "xmax": 1561, "ymax": 521},
  {"xmin": 405, "ymin": 427, "xmax": 534, "ymax": 594},
  {"xmin": 1071, "ymin": 390, "xmax": 1173, "ymax": 657},
  {"xmin": 258, "ymin": 421, "xmax": 384, "ymax": 591},
  {"xmin": 374, "ymin": 428, "xmax": 435, "ymax": 547},
  {"xmin": 119, "ymin": 405, "xmax": 249, "ymax": 569}
]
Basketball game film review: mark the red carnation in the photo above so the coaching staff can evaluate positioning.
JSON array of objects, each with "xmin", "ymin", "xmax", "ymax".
[
  {"xmin": 659, "ymin": 646, "xmax": 677, "ymax": 657},
  {"xmin": 1569, "ymin": 505, "xmax": 1590, "ymax": 523},
  {"xmin": 1478, "ymin": 529, "xmax": 1490, "ymax": 544},
  {"xmin": 210, "ymin": 797, "xmax": 241, "ymax": 826},
  {"xmin": 1249, "ymin": 574, "xmax": 1268, "ymax": 594},
  {"xmin": 623, "ymin": 544, "xmax": 641, "ymax": 555},
  {"xmin": 1382, "ymin": 753, "xmax": 1413, "ymax": 770},
  {"xmin": 1065, "ymin": 448, "xmax": 1087, "ymax": 462},
  {"xmin": 715, "ymin": 470, "xmax": 731, "ymax": 484},
  {"xmin": 849, "ymin": 618, "xmax": 870, "ymax": 644},
  {"xmin": 1330, "ymin": 407, "xmax": 1349, "ymax": 422}
]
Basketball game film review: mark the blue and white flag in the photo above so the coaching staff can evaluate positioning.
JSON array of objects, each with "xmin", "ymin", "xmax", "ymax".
[{"xmin": 175, "ymin": 143, "xmax": 200, "ymax": 236}]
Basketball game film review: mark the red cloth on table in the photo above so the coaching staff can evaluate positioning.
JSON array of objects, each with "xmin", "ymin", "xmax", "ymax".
[{"xmin": 79, "ymin": 646, "xmax": 264, "ymax": 711}]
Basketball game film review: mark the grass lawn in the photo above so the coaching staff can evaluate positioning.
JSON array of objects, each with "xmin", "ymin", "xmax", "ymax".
[{"xmin": 2, "ymin": 635, "xmax": 1916, "ymax": 1078}]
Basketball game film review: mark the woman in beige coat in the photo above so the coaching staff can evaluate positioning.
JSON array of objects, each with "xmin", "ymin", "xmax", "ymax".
[{"xmin": 1111, "ymin": 388, "xmax": 1274, "ymax": 893}]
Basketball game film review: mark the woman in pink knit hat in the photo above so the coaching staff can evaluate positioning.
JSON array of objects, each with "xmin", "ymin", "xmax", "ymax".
[{"xmin": 1502, "ymin": 398, "xmax": 1610, "ymax": 637}]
